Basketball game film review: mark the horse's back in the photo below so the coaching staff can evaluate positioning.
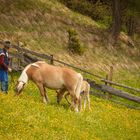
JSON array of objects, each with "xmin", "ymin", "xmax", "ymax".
[
  {"xmin": 31, "ymin": 62, "xmax": 64, "ymax": 88},
  {"xmin": 35, "ymin": 62, "xmax": 79, "ymax": 82},
  {"xmin": 28, "ymin": 61, "xmax": 82, "ymax": 90}
]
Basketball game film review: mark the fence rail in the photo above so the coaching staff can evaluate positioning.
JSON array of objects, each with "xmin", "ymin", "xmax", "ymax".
[
  {"xmin": 89, "ymin": 81, "xmax": 140, "ymax": 103},
  {"xmin": 101, "ymin": 79, "xmax": 140, "ymax": 92},
  {"xmin": 11, "ymin": 44, "xmax": 104, "ymax": 79}
]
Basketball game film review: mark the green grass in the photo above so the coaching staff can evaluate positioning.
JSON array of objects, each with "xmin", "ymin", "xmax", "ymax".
[
  {"xmin": 0, "ymin": 75, "xmax": 140, "ymax": 140},
  {"xmin": 0, "ymin": 1, "xmax": 140, "ymax": 138},
  {"xmin": 85, "ymin": 66, "xmax": 140, "ymax": 108}
]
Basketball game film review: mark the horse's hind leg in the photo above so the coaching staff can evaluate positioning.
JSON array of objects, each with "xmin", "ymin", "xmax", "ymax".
[
  {"xmin": 69, "ymin": 93, "xmax": 79, "ymax": 112},
  {"xmin": 84, "ymin": 91, "xmax": 91, "ymax": 111},
  {"xmin": 56, "ymin": 88, "xmax": 66, "ymax": 104},
  {"xmin": 68, "ymin": 90, "xmax": 80, "ymax": 112},
  {"xmin": 83, "ymin": 92, "xmax": 87, "ymax": 110},
  {"xmin": 86, "ymin": 84, "xmax": 91, "ymax": 111},
  {"xmin": 65, "ymin": 92, "xmax": 71, "ymax": 105},
  {"xmin": 74, "ymin": 96, "xmax": 80, "ymax": 112},
  {"xmin": 69, "ymin": 94, "xmax": 75, "ymax": 110},
  {"xmin": 87, "ymin": 93, "xmax": 91, "ymax": 111},
  {"xmin": 78, "ymin": 96, "xmax": 82, "ymax": 112},
  {"xmin": 36, "ymin": 82, "xmax": 48, "ymax": 104}
]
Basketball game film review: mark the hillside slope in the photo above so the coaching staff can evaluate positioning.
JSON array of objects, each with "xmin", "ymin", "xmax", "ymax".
[
  {"xmin": 0, "ymin": 1, "xmax": 140, "ymax": 139},
  {"xmin": 0, "ymin": 0, "xmax": 140, "ymax": 88}
]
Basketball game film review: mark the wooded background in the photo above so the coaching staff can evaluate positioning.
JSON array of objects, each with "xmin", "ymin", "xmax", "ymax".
[{"xmin": 58, "ymin": 0, "xmax": 140, "ymax": 46}]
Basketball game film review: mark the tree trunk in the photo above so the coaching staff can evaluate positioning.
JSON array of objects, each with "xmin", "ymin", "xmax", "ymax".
[
  {"xmin": 126, "ymin": 16, "xmax": 135, "ymax": 37},
  {"xmin": 110, "ymin": 0, "xmax": 121, "ymax": 46}
]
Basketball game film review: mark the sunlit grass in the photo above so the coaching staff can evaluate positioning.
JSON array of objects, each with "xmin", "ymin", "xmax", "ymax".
[{"xmin": 0, "ymin": 76, "xmax": 140, "ymax": 140}]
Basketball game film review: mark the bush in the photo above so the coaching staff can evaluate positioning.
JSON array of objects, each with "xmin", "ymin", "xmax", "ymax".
[{"xmin": 67, "ymin": 28, "xmax": 85, "ymax": 55}]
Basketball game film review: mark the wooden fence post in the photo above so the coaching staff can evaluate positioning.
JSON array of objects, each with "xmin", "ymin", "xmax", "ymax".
[
  {"xmin": 104, "ymin": 74, "xmax": 108, "ymax": 95},
  {"xmin": 50, "ymin": 54, "xmax": 54, "ymax": 65},
  {"xmin": 18, "ymin": 51, "xmax": 24, "ymax": 69},
  {"xmin": 105, "ymin": 74, "xmax": 109, "ymax": 85},
  {"xmin": 109, "ymin": 66, "xmax": 113, "ymax": 83},
  {"xmin": 108, "ymin": 66, "xmax": 114, "ymax": 98}
]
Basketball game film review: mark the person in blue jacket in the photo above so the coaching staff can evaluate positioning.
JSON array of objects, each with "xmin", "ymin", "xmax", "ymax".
[{"xmin": 0, "ymin": 41, "xmax": 12, "ymax": 93}]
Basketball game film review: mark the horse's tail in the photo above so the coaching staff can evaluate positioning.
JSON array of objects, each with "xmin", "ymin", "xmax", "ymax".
[{"xmin": 75, "ymin": 73, "xmax": 83, "ymax": 99}]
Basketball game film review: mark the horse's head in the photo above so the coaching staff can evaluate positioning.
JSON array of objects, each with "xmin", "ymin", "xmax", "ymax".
[
  {"xmin": 15, "ymin": 81, "xmax": 26, "ymax": 94},
  {"xmin": 15, "ymin": 67, "xmax": 29, "ymax": 95}
]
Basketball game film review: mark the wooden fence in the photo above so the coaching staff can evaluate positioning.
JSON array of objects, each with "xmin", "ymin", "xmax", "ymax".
[{"xmin": 0, "ymin": 41, "xmax": 140, "ymax": 108}]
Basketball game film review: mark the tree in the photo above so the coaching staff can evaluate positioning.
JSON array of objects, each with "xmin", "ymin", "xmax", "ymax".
[
  {"xmin": 125, "ymin": 0, "xmax": 140, "ymax": 37},
  {"xmin": 110, "ymin": 0, "xmax": 121, "ymax": 46}
]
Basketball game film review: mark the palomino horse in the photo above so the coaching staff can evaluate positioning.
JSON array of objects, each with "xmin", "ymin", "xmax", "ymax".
[
  {"xmin": 15, "ymin": 61, "xmax": 83, "ymax": 112},
  {"xmin": 56, "ymin": 80, "xmax": 91, "ymax": 111}
]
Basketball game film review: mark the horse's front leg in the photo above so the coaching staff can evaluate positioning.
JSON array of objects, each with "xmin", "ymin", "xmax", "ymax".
[
  {"xmin": 36, "ymin": 82, "xmax": 48, "ymax": 104},
  {"xmin": 44, "ymin": 87, "xmax": 50, "ymax": 103}
]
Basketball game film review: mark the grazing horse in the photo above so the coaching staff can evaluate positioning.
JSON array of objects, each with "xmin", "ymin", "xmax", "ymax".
[
  {"xmin": 15, "ymin": 61, "xmax": 83, "ymax": 112},
  {"xmin": 56, "ymin": 80, "xmax": 91, "ymax": 111}
]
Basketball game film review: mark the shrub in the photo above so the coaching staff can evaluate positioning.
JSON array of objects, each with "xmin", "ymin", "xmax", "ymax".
[{"xmin": 67, "ymin": 28, "xmax": 85, "ymax": 55}]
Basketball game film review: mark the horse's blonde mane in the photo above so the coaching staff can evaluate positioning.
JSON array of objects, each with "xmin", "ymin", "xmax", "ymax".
[
  {"xmin": 18, "ymin": 64, "xmax": 31, "ymax": 83},
  {"xmin": 18, "ymin": 62, "xmax": 45, "ymax": 83},
  {"xmin": 31, "ymin": 63, "xmax": 40, "ymax": 68}
]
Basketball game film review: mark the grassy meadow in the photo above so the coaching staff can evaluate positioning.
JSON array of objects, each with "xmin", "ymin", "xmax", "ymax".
[
  {"xmin": 0, "ymin": 73, "xmax": 140, "ymax": 140},
  {"xmin": 0, "ymin": 0, "xmax": 140, "ymax": 139}
]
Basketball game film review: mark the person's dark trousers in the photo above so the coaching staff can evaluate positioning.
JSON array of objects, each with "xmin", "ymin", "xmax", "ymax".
[{"xmin": 1, "ymin": 81, "xmax": 8, "ymax": 93}]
